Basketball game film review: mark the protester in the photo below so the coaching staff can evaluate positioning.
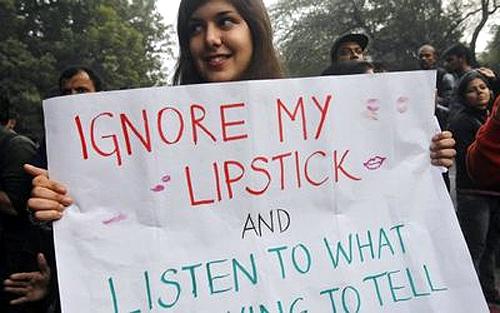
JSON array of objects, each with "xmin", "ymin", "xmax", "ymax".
[
  {"xmin": 328, "ymin": 33, "xmax": 369, "ymax": 64},
  {"xmin": 0, "ymin": 102, "xmax": 17, "ymax": 131},
  {"xmin": 447, "ymin": 71, "xmax": 500, "ymax": 306},
  {"xmin": 2, "ymin": 66, "xmax": 103, "ymax": 313},
  {"xmin": 418, "ymin": 44, "xmax": 455, "ymax": 111},
  {"xmin": 443, "ymin": 44, "xmax": 499, "ymax": 117},
  {"xmin": 35, "ymin": 65, "xmax": 103, "ymax": 169},
  {"xmin": 467, "ymin": 95, "xmax": 500, "ymax": 191},
  {"xmin": 58, "ymin": 66, "xmax": 102, "ymax": 96},
  {"xmin": 0, "ymin": 95, "xmax": 46, "ymax": 313}
]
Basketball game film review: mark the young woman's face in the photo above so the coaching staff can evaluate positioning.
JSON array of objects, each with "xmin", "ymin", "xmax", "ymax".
[
  {"xmin": 188, "ymin": 0, "xmax": 253, "ymax": 82},
  {"xmin": 465, "ymin": 78, "xmax": 490, "ymax": 109}
]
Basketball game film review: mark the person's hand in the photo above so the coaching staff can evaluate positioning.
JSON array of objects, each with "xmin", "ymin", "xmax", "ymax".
[
  {"xmin": 3, "ymin": 253, "xmax": 51, "ymax": 305},
  {"xmin": 477, "ymin": 67, "xmax": 496, "ymax": 80},
  {"xmin": 430, "ymin": 131, "xmax": 456, "ymax": 168},
  {"xmin": 24, "ymin": 164, "xmax": 73, "ymax": 221}
]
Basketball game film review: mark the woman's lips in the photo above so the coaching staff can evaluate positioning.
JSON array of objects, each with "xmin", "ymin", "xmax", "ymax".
[{"xmin": 206, "ymin": 55, "xmax": 230, "ymax": 68}]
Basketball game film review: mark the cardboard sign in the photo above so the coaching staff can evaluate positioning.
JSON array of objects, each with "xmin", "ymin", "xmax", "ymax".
[{"xmin": 44, "ymin": 71, "xmax": 488, "ymax": 312}]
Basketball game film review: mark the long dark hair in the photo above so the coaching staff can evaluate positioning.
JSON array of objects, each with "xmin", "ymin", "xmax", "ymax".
[{"xmin": 173, "ymin": 0, "xmax": 284, "ymax": 85}]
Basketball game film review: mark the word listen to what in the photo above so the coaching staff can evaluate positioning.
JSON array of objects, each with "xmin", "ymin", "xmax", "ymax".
[
  {"xmin": 73, "ymin": 94, "xmax": 333, "ymax": 167},
  {"xmin": 106, "ymin": 224, "xmax": 447, "ymax": 313}
]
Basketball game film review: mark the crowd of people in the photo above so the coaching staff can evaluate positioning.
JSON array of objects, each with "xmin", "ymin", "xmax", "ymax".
[{"xmin": 0, "ymin": 0, "xmax": 499, "ymax": 312}]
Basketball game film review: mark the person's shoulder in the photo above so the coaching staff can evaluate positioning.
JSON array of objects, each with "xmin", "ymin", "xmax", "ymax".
[
  {"xmin": 9, "ymin": 133, "xmax": 35, "ymax": 146},
  {"xmin": 1, "ymin": 130, "xmax": 36, "ymax": 154}
]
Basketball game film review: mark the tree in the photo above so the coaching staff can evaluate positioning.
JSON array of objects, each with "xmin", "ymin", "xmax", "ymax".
[
  {"xmin": 480, "ymin": 25, "xmax": 500, "ymax": 72},
  {"xmin": 448, "ymin": 0, "xmax": 500, "ymax": 61},
  {"xmin": 0, "ymin": 0, "xmax": 173, "ymax": 142},
  {"xmin": 270, "ymin": 0, "xmax": 471, "ymax": 77}
]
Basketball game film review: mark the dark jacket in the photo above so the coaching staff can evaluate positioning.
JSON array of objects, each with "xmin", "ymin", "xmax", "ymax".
[{"xmin": 448, "ymin": 106, "xmax": 499, "ymax": 195}]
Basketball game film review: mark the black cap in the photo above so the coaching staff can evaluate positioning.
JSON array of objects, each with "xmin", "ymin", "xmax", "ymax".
[{"xmin": 330, "ymin": 33, "xmax": 369, "ymax": 63}]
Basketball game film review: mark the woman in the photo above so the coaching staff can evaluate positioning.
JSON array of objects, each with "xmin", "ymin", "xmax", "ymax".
[{"xmin": 447, "ymin": 71, "xmax": 500, "ymax": 305}]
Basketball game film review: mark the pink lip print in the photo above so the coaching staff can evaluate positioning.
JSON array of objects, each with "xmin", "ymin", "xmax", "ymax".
[
  {"xmin": 161, "ymin": 175, "xmax": 171, "ymax": 183},
  {"xmin": 102, "ymin": 213, "xmax": 127, "ymax": 225},
  {"xmin": 366, "ymin": 98, "xmax": 380, "ymax": 112},
  {"xmin": 151, "ymin": 184, "xmax": 165, "ymax": 192},
  {"xmin": 396, "ymin": 96, "xmax": 409, "ymax": 113},
  {"xmin": 363, "ymin": 156, "xmax": 387, "ymax": 170}
]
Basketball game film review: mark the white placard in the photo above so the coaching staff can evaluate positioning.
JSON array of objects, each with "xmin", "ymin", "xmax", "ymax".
[{"xmin": 44, "ymin": 71, "xmax": 488, "ymax": 312}]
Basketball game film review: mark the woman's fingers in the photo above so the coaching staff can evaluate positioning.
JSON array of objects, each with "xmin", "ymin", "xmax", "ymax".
[
  {"xmin": 23, "ymin": 164, "xmax": 48, "ymax": 177},
  {"xmin": 31, "ymin": 186, "xmax": 73, "ymax": 206},
  {"xmin": 430, "ymin": 131, "xmax": 456, "ymax": 168},
  {"xmin": 25, "ymin": 164, "xmax": 69, "ymax": 195},
  {"xmin": 32, "ymin": 208, "xmax": 64, "ymax": 221}
]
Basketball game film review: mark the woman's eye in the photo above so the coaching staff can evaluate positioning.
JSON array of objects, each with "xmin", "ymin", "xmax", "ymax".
[
  {"xmin": 189, "ymin": 23, "xmax": 203, "ymax": 35},
  {"xmin": 219, "ymin": 17, "xmax": 236, "ymax": 28}
]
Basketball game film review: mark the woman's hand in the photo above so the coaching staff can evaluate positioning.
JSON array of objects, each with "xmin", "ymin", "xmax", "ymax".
[
  {"xmin": 3, "ymin": 253, "xmax": 51, "ymax": 305},
  {"xmin": 24, "ymin": 164, "xmax": 73, "ymax": 221},
  {"xmin": 430, "ymin": 131, "xmax": 456, "ymax": 168}
]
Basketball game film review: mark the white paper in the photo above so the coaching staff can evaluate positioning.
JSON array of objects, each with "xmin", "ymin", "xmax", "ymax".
[{"xmin": 44, "ymin": 71, "xmax": 488, "ymax": 312}]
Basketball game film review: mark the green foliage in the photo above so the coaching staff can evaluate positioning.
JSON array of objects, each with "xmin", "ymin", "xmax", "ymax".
[
  {"xmin": 0, "ymin": 0, "xmax": 173, "ymax": 142},
  {"xmin": 271, "ymin": 0, "xmax": 464, "ymax": 77}
]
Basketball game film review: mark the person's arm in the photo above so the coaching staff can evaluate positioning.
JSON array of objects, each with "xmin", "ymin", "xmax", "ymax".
[
  {"xmin": 1, "ymin": 135, "xmax": 36, "ymax": 215},
  {"xmin": 466, "ymin": 97, "xmax": 500, "ymax": 187}
]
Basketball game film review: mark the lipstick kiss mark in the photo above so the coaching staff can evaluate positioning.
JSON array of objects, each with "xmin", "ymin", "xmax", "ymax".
[
  {"xmin": 102, "ymin": 213, "xmax": 127, "ymax": 225},
  {"xmin": 366, "ymin": 98, "xmax": 380, "ymax": 112},
  {"xmin": 364, "ymin": 98, "xmax": 380, "ymax": 120},
  {"xmin": 161, "ymin": 175, "xmax": 171, "ymax": 183},
  {"xmin": 151, "ymin": 184, "xmax": 165, "ymax": 192},
  {"xmin": 396, "ymin": 96, "xmax": 409, "ymax": 113},
  {"xmin": 364, "ymin": 156, "xmax": 387, "ymax": 170}
]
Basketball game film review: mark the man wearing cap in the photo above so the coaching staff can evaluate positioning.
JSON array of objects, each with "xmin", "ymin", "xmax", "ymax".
[{"xmin": 330, "ymin": 33, "xmax": 369, "ymax": 64}]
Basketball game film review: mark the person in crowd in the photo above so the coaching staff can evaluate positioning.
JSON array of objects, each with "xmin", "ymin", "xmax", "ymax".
[
  {"xmin": 3, "ymin": 66, "xmax": 102, "ymax": 312},
  {"xmin": 418, "ymin": 44, "xmax": 456, "ymax": 190},
  {"xmin": 35, "ymin": 65, "xmax": 103, "ymax": 169},
  {"xmin": 447, "ymin": 71, "xmax": 500, "ymax": 306},
  {"xmin": 443, "ymin": 43, "xmax": 499, "ymax": 90},
  {"xmin": 0, "ymin": 95, "xmax": 47, "ymax": 313},
  {"xmin": 443, "ymin": 43, "xmax": 474, "ymax": 80},
  {"xmin": 443, "ymin": 43, "xmax": 499, "ymax": 117},
  {"xmin": 418, "ymin": 44, "xmax": 455, "ymax": 111},
  {"xmin": 0, "ymin": 103, "xmax": 17, "ymax": 131},
  {"xmin": 466, "ymin": 95, "xmax": 500, "ymax": 191},
  {"xmin": 328, "ymin": 33, "xmax": 369, "ymax": 64},
  {"xmin": 58, "ymin": 66, "xmax": 102, "ymax": 96}
]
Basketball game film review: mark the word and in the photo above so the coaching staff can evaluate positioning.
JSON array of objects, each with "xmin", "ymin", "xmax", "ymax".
[{"xmin": 241, "ymin": 209, "xmax": 291, "ymax": 239}]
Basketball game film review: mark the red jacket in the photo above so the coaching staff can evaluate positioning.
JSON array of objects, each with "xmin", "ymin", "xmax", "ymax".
[{"xmin": 466, "ymin": 96, "xmax": 500, "ymax": 191}]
